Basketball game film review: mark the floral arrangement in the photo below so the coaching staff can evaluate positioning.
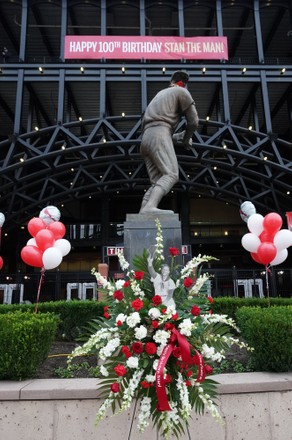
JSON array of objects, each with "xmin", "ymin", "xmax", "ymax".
[{"xmin": 68, "ymin": 219, "xmax": 248, "ymax": 438}]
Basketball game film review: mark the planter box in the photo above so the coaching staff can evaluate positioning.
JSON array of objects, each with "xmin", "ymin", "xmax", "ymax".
[{"xmin": 0, "ymin": 373, "xmax": 291, "ymax": 440}]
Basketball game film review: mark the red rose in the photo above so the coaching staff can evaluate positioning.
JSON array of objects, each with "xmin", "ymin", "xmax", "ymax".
[
  {"xmin": 151, "ymin": 320, "xmax": 159, "ymax": 329},
  {"xmin": 192, "ymin": 354, "xmax": 200, "ymax": 365},
  {"xmin": 145, "ymin": 342, "xmax": 157, "ymax": 355},
  {"xmin": 205, "ymin": 365, "xmax": 213, "ymax": 375},
  {"xmin": 185, "ymin": 380, "xmax": 192, "ymax": 387},
  {"xmin": 169, "ymin": 247, "xmax": 180, "ymax": 256},
  {"xmin": 134, "ymin": 271, "xmax": 144, "ymax": 280},
  {"xmin": 132, "ymin": 341, "xmax": 143, "ymax": 354},
  {"xmin": 162, "ymin": 308, "xmax": 167, "ymax": 314},
  {"xmin": 165, "ymin": 374, "xmax": 172, "ymax": 384},
  {"xmin": 141, "ymin": 381, "xmax": 151, "ymax": 389},
  {"xmin": 110, "ymin": 382, "xmax": 120, "ymax": 393},
  {"xmin": 131, "ymin": 298, "xmax": 144, "ymax": 311},
  {"xmin": 186, "ymin": 370, "xmax": 192, "ymax": 377},
  {"xmin": 209, "ymin": 309, "xmax": 213, "ymax": 315},
  {"xmin": 172, "ymin": 312, "xmax": 178, "ymax": 320},
  {"xmin": 121, "ymin": 346, "xmax": 131, "ymax": 358},
  {"xmin": 104, "ymin": 306, "xmax": 109, "ymax": 311},
  {"xmin": 151, "ymin": 295, "xmax": 162, "ymax": 306},
  {"xmin": 191, "ymin": 305, "xmax": 201, "ymax": 316},
  {"xmin": 183, "ymin": 277, "xmax": 193, "ymax": 288},
  {"xmin": 123, "ymin": 281, "xmax": 130, "ymax": 288},
  {"xmin": 114, "ymin": 364, "xmax": 127, "ymax": 376},
  {"xmin": 207, "ymin": 296, "xmax": 214, "ymax": 304},
  {"xmin": 116, "ymin": 320, "xmax": 122, "ymax": 327},
  {"xmin": 113, "ymin": 290, "xmax": 124, "ymax": 301},
  {"xmin": 103, "ymin": 312, "xmax": 110, "ymax": 319},
  {"xmin": 164, "ymin": 323, "xmax": 174, "ymax": 331}
]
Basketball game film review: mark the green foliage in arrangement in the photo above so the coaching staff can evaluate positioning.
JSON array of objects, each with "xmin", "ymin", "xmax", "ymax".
[
  {"xmin": 236, "ymin": 306, "xmax": 292, "ymax": 372},
  {"xmin": 0, "ymin": 301, "xmax": 106, "ymax": 340},
  {"xmin": 0, "ymin": 310, "xmax": 59, "ymax": 380}
]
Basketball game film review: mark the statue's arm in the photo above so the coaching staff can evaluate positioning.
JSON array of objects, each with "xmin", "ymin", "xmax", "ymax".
[
  {"xmin": 147, "ymin": 254, "xmax": 157, "ymax": 279},
  {"xmin": 182, "ymin": 102, "xmax": 199, "ymax": 146}
]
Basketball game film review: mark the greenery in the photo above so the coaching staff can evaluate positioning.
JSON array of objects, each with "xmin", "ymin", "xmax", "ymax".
[
  {"xmin": 0, "ymin": 310, "xmax": 59, "ymax": 380},
  {"xmin": 236, "ymin": 306, "xmax": 292, "ymax": 372}
]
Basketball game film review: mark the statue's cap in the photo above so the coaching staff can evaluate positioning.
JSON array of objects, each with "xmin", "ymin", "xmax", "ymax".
[{"xmin": 170, "ymin": 70, "xmax": 189, "ymax": 84}]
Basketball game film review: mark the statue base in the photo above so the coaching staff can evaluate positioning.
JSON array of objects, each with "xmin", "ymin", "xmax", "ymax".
[{"xmin": 123, "ymin": 213, "xmax": 182, "ymax": 268}]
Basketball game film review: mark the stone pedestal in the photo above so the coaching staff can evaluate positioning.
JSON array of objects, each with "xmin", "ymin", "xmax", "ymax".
[{"xmin": 123, "ymin": 213, "xmax": 182, "ymax": 268}]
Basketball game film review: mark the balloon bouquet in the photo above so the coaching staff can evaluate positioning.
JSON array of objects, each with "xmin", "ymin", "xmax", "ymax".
[
  {"xmin": 21, "ymin": 206, "xmax": 71, "ymax": 312},
  {"xmin": 240, "ymin": 201, "xmax": 292, "ymax": 297}
]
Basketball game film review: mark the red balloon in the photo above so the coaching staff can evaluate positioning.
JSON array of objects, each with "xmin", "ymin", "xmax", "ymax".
[
  {"xmin": 47, "ymin": 221, "xmax": 66, "ymax": 240},
  {"xmin": 251, "ymin": 252, "xmax": 263, "ymax": 264},
  {"xmin": 259, "ymin": 231, "xmax": 274, "ymax": 243},
  {"xmin": 263, "ymin": 213, "xmax": 282, "ymax": 235},
  {"xmin": 0, "ymin": 256, "xmax": 3, "ymax": 270},
  {"xmin": 28, "ymin": 217, "xmax": 46, "ymax": 237},
  {"xmin": 35, "ymin": 229, "xmax": 55, "ymax": 251},
  {"xmin": 21, "ymin": 245, "xmax": 43, "ymax": 267},
  {"xmin": 257, "ymin": 242, "xmax": 277, "ymax": 265}
]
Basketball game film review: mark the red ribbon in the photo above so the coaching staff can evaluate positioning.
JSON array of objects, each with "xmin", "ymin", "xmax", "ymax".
[{"xmin": 155, "ymin": 328, "xmax": 205, "ymax": 411}]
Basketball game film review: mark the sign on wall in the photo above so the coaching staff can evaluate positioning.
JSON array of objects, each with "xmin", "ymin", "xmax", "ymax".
[{"xmin": 64, "ymin": 36, "xmax": 228, "ymax": 60}]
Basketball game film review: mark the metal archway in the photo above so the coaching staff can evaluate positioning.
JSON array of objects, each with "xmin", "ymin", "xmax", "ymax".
[{"xmin": 0, "ymin": 116, "xmax": 291, "ymax": 230}]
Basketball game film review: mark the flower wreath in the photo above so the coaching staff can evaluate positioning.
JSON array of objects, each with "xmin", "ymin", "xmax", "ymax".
[{"xmin": 68, "ymin": 219, "xmax": 248, "ymax": 438}]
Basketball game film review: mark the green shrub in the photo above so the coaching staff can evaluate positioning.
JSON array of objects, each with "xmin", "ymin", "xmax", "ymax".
[
  {"xmin": 236, "ymin": 306, "xmax": 292, "ymax": 372},
  {"xmin": 0, "ymin": 300, "xmax": 105, "ymax": 340},
  {"xmin": 0, "ymin": 311, "xmax": 59, "ymax": 380}
]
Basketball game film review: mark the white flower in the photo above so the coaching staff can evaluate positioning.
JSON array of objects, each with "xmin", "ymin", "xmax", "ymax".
[
  {"xmin": 145, "ymin": 374, "xmax": 156, "ymax": 383},
  {"xmin": 126, "ymin": 356, "xmax": 139, "ymax": 369},
  {"xmin": 153, "ymin": 359, "xmax": 159, "ymax": 370},
  {"xmin": 100, "ymin": 365, "xmax": 109, "ymax": 377},
  {"xmin": 178, "ymin": 318, "xmax": 193, "ymax": 336},
  {"xmin": 99, "ymin": 337, "xmax": 120, "ymax": 360},
  {"xmin": 148, "ymin": 307, "xmax": 161, "ymax": 319},
  {"xmin": 138, "ymin": 396, "xmax": 151, "ymax": 432},
  {"xmin": 115, "ymin": 279, "xmax": 125, "ymax": 290},
  {"xmin": 126, "ymin": 312, "xmax": 141, "ymax": 328},
  {"xmin": 153, "ymin": 329, "xmax": 170, "ymax": 346},
  {"xmin": 116, "ymin": 313, "xmax": 127, "ymax": 324},
  {"xmin": 134, "ymin": 325, "xmax": 147, "ymax": 340}
]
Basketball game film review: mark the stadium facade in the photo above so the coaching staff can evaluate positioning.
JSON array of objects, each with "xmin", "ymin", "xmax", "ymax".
[{"xmin": 0, "ymin": 0, "xmax": 291, "ymax": 276}]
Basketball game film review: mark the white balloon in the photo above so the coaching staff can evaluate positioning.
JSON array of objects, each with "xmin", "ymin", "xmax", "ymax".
[
  {"xmin": 273, "ymin": 229, "xmax": 292, "ymax": 251},
  {"xmin": 241, "ymin": 233, "xmax": 261, "ymax": 253},
  {"xmin": 239, "ymin": 201, "xmax": 256, "ymax": 223},
  {"xmin": 270, "ymin": 248, "xmax": 288, "ymax": 266},
  {"xmin": 39, "ymin": 206, "xmax": 61, "ymax": 225},
  {"xmin": 27, "ymin": 237, "xmax": 37, "ymax": 246},
  {"xmin": 54, "ymin": 238, "xmax": 71, "ymax": 256},
  {"xmin": 247, "ymin": 213, "xmax": 264, "ymax": 236},
  {"xmin": 0, "ymin": 213, "xmax": 5, "ymax": 227},
  {"xmin": 42, "ymin": 247, "xmax": 63, "ymax": 270}
]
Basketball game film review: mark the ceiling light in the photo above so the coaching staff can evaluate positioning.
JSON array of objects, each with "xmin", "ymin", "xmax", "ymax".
[
  {"xmin": 206, "ymin": 116, "xmax": 210, "ymax": 121},
  {"xmin": 80, "ymin": 67, "xmax": 84, "ymax": 73},
  {"xmin": 121, "ymin": 112, "xmax": 125, "ymax": 117},
  {"xmin": 162, "ymin": 67, "xmax": 166, "ymax": 74},
  {"xmin": 202, "ymin": 67, "xmax": 206, "ymax": 74},
  {"xmin": 121, "ymin": 67, "xmax": 125, "ymax": 73},
  {"xmin": 281, "ymin": 68, "xmax": 286, "ymax": 74},
  {"xmin": 78, "ymin": 116, "xmax": 83, "ymax": 121},
  {"xmin": 242, "ymin": 67, "xmax": 247, "ymax": 74},
  {"xmin": 248, "ymin": 125, "xmax": 253, "ymax": 130},
  {"xmin": 34, "ymin": 126, "xmax": 39, "ymax": 131},
  {"xmin": 38, "ymin": 66, "xmax": 43, "ymax": 73}
]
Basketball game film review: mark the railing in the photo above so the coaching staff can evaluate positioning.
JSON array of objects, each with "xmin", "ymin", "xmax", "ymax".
[{"xmin": 0, "ymin": 267, "xmax": 291, "ymax": 304}]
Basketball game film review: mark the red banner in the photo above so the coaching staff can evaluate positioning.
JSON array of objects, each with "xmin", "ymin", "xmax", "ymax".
[{"xmin": 64, "ymin": 36, "xmax": 228, "ymax": 60}]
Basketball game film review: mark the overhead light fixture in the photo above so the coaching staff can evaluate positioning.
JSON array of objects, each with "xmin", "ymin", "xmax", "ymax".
[
  {"xmin": 80, "ymin": 67, "xmax": 84, "ymax": 73},
  {"xmin": 34, "ymin": 126, "xmax": 39, "ymax": 131},
  {"xmin": 287, "ymin": 191, "xmax": 290, "ymax": 195},
  {"xmin": 206, "ymin": 116, "xmax": 210, "ymax": 121},
  {"xmin": 281, "ymin": 68, "xmax": 286, "ymax": 74},
  {"xmin": 19, "ymin": 157, "xmax": 25, "ymax": 163},
  {"xmin": 202, "ymin": 67, "xmax": 206, "ymax": 74},
  {"xmin": 121, "ymin": 66, "xmax": 125, "ymax": 73},
  {"xmin": 78, "ymin": 116, "xmax": 83, "ymax": 121},
  {"xmin": 222, "ymin": 143, "xmax": 227, "ymax": 149},
  {"xmin": 248, "ymin": 125, "xmax": 253, "ymax": 130},
  {"xmin": 162, "ymin": 67, "xmax": 166, "ymax": 74},
  {"xmin": 242, "ymin": 67, "xmax": 247, "ymax": 74},
  {"xmin": 61, "ymin": 144, "xmax": 66, "ymax": 150},
  {"xmin": 263, "ymin": 156, "xmax": 268, "ymax": 161},
  {"xmin": 121, "ymin": 112, "xmax": 125, "ymax": 117},
  {"xmin": 38, "ymin": 66, "xmax": 43, "ymax": 73}
]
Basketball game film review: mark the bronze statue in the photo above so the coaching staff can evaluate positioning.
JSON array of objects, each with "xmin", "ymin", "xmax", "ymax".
[{"xmin": 139, "ymin": 71, "xmax": 199, "ymax": 214}]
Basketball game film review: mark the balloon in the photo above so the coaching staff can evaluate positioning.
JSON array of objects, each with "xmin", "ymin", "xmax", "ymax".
[
  {"xmin": 251, "ymin": 252, "xmax": 263, "ymax": 264},
  {"xmin": 0, "ymin": 256, "xmax": 3, "ymax": 270},
  {"xmin": 54, "ymin": 238, "xmax": 71, "ymax": 256},
  {"xmin": 0, "ymin": 213, "xmax": 5, "ymax": 227},
  {"xmin": 273, "ymin": 229, "xmax": 292, "ymax": 251},
  {"xmin": 42, "ymin": 247, "xmax": 63, "ymax": 270},
  {"xmin": 259, "ymin": 231, "xmax": 274, "ymax": 243},
  {"xmin": 247, "ymin": 213, "xmax": 264, "ymax": 236},
  {"xmin": 241, "ymin": 233, "xmax": 261, "ymax": 253},
  {"xmin": 28, "ymin": 217, "xmax": 46, "ymax": 237},
  {"xmin": 239, "ymin": 201, "xmax": 256, "ymax": 223},
  {"xmin": 270, "ymin": 248, "xmax": 288, "ymax": 266},
  {"xmin": 27, "ymin": 237, "xmax": 37, "ymax": 246},
  {"xmin": 263, "ymin": 212, "xmax": 282, "ymax": 235},
  {"xmin": 21, "ymin": 245, "xmax": 43, "ymax": 267},
  {"xmin": 257, "ymin": 242, "xmax": 277, "ymax": 265},
  {"xmin": 39, "ymin": 206, "xmax": 61, "ymax": 225},
  {"xmin": 35, "ymin": 229, "xmax": 55, "ymax": 251},
  {"xmin": 47, "ymin": 221, "xmax": 66, "ymax": 240}
]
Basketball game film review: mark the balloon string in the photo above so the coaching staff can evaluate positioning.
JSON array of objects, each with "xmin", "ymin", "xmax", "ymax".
[
  {"xmin": 265, "ymin": 265, "xmax": 271, "ymax": 306},
  {"xmin": 35, "ymin": 267, "xmax": 45, "ymax": 313}
]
